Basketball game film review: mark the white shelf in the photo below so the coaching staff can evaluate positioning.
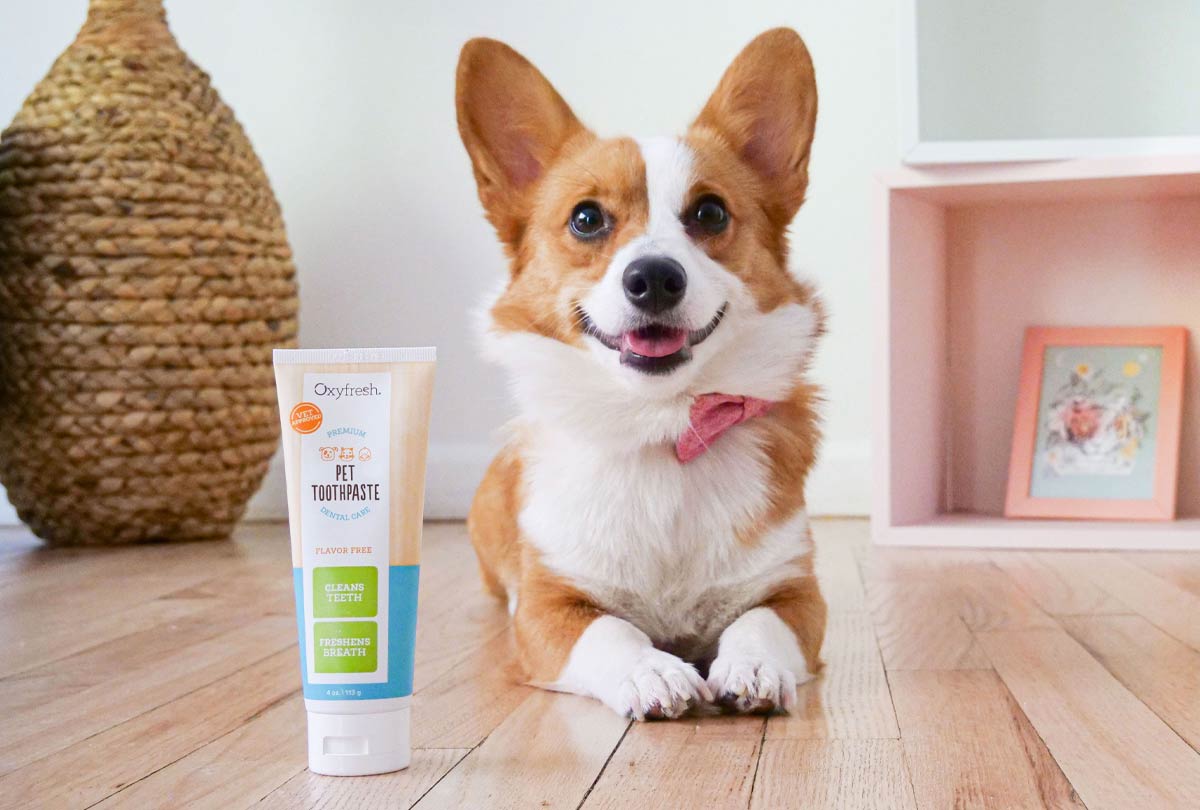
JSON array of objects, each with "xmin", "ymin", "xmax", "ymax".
[
  {"xmin": 875, "ymin": 513, "xmax": 1200, "ymax": 551},
  {"xmin": 875, "ymin": 155, "xmax": 1200, "ymax": 549}
]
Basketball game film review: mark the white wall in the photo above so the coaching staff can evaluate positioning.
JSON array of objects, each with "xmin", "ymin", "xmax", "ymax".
[
  {"xmin": 916, "ymin": 0, "xmax": 1200, "ymax": 141},
  {"xmin": 0, "ymin": 0, "xmax": 897, "ymax": 522}
]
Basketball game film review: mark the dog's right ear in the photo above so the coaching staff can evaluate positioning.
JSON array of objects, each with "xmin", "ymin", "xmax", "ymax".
[{"xmin": 456, "ymin": 39, "xmax": 586, "ymax": 248}]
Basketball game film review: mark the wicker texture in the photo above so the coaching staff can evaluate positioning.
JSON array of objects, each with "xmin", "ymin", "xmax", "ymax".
[{"xmin": 0, "ymin": 0, "xmax": 298, "ymax": 544}]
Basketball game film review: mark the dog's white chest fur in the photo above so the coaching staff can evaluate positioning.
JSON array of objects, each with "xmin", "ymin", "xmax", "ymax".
[{"xmin": 519, "ymin": 420, "xmax": 811, "ymax": 656}]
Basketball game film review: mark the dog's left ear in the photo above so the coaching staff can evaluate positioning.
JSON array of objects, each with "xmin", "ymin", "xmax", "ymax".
[{"xmin": 692, "ymin": 28, "xmax": 817, "ymax": 222}]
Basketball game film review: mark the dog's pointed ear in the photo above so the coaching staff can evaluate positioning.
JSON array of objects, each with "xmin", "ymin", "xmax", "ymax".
[
  {"xmin": 456, "ymin": 38, "xmax": 587, "ymax": 246},
  {"xmin": 692, "ymin": 28, "xmax": 817, "ymax": 222}
]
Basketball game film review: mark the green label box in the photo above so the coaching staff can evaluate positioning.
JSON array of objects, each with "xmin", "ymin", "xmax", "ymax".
[
  {"xmin": 313, "ymin": 566, "xmax": 378, "ymax": 618},
  {"xmin": 313, "ymin": 621, "xmax": 378, "ymax": 674}
]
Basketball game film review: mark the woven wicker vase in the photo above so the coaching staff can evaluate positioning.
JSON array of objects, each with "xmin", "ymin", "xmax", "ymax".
[{"xmin": 0, "ymin": 0, "xmax": 298, "ymax": 545}]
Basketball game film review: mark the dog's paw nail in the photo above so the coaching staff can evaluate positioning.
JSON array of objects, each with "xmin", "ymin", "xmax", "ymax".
[
  {"xmin": 707, "ymin": 656, "xmax": 800, "ymax": 715},
  {"xmin": 612, "ymin": 650, "xmax": 707, "ymax": 721}
]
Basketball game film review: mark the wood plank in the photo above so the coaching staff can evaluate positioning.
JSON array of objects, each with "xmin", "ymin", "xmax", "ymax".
[
  {"xmin": 94, "ymin": 693, "xmax": 307, "ymax": 809},
  {"xmin": 890, "ymin": 669, "xmax": 1082, "ymax": 810},
  {"xmin": 0, "ymin": 648, "xmax": 299, "ymax": 810},
  {"xmin": 0, "ymin": 522, "xmax": 287, "ymax": 594},
  {"xmin": 0, "ymin": 548, "xmax": 267, "ymax": 627},
  {"xmin": 859, "ymin": 547, "xmax": 988, "ymax": 582},
  {"xmin": 411, "ymin": 523, "xmax": 511, "ymax": 691},
  {"xmin": 412, "ymin": 570, "xmax": 509, "ymax": 693},
  {"xmin": 1008, "ymin": 686, "xmax": 1089, "ymax": 810},
  {"xmin": 1066, "ymin": 552, "xmax": 1200, "ymax": 651},
  {"xmin": 987, "ymin": 551, "xmax": 1128, "ymax": 615},
  {"xmin": 979, "ymin": 627, "xmax": 1200, "ymax": 810},
  {"xmin": 583, "ymin": 715, "xmax": 763, "ymax": 809},
  {"xmin": 413, "ymin": 690, "xmax": 628, "ymax": 810},
  {"xmin": 0, "ymin": 565, "xmax": 292, "ymax": 710},
  {"xmin": 407, "ymin": 522, "xmax": 528, "ymax": 749},
  {"xmin": 412, "ymin": 629, "xmax": 532, "ymax": 749},
  {"xmin": 867, "ymin": 578, "xmax": 990, "ymax": 670},
  {"xmin": 768, "ymin": 611, "xmax": 899, "ymax": 739},
  {"xmin": 0, "ymin": 557, "xmax": 291, "ymax": 680},
  {"xmin": 813, "ymin": 519, "xmax": 868, "ymax": 612},
  {"xmin": 828, "ymin": 518, "xmax": 872, "ymax": 562},
  {"xmin": 953, "ymin": 563, "xmax": 1058, "ymax": 632},
  {"xmin": 260, "ymin": 749, "xmax": 470, "ymax": 810},
  {"xmin": 0, "ymin": 612, "xmax": 295, "ymax": 774},
  {"xmin": 0, "ymin": 543, "xmax": 189, "ymax": 593},
  {"xmin": 1063, "ymin": 614, "xmax": 1200, "ymax": 751},
  {"xmin": 1123, "ymin": 550, "xmax": 1200, "ymax": 598},
  {"xmin": 0, "ymin": 592, "xmax": 213, "ymax": 679},
  {"xmin": 750, "ymin": 740, "xmax": 916, "ymax": 810},
  {"xmin": 0, "ymin": 601, "xmax": 269, "ymax": 716}
]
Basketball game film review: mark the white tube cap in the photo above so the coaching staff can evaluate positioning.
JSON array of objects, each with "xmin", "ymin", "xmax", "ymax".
[{"xmin": 306, "ymin": 706, "xmax": 411, "ymax": 776}]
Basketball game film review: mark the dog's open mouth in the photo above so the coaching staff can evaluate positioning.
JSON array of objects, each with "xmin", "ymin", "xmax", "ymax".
[{"xmin": 577, "ymin": 304, "xmax": 727, "ymax": 375}]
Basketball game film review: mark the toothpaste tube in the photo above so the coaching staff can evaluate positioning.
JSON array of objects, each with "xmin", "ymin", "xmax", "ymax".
[{"xmin": 273, "ymin": 347, "xmax": 436, "ymax": 776}]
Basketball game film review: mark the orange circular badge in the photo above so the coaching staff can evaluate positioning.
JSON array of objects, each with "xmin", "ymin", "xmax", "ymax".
[{"xmin": 289, "ymin": 402, "xmax": 323, "ymax": 434}]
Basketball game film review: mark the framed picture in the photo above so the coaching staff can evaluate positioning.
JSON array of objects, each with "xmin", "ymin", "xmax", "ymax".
[{"xmin": 1005, "ymin": 327, "xmax": 1187, "ymax": 521}]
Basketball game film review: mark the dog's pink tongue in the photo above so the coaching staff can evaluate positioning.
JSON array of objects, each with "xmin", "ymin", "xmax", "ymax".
[{"xmin": 623, "ymin": 328, "xmax": 687, "ymax": 358}]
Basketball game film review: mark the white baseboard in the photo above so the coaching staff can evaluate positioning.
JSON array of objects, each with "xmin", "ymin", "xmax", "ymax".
[
  {"xmin": 0, "ymin": 496, "xmax": 17, "ymax": 525},
  {"xmin": 0, "ymin": 437, "xmax": 872, "ymax": 527},
  {"xmin": 805, "ymin": 438, "xmax": 872, "ymax": 516}
]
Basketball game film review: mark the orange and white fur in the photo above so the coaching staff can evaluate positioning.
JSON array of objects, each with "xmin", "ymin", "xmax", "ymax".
[{"xmin": 457, "ymin": 29, "xmax": 826, "ymax": 719}]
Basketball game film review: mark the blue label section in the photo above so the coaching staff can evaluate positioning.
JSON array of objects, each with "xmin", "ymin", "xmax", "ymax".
[{"xmin": 293, "ymin": 565, "xmax": 419, "ymax": 700}]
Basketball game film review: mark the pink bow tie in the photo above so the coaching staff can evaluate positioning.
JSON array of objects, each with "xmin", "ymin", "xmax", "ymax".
[{"xmin": 676, "ymin": 393, "xmax": 775, "ymax": 463}]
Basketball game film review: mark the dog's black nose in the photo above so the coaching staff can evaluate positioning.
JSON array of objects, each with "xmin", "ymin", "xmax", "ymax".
[{"xmin": 622, "ymin": 256, "xmax": 687, "ymax": 313}]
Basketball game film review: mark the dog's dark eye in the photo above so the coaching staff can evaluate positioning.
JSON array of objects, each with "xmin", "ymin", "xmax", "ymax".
[
  {"xmin": 686, "ymin": 195, "xmax": 729, "ymax": 236},
  {"xmin": 569, "ymin": 201, "xmax": 608, "ymax": 239}
]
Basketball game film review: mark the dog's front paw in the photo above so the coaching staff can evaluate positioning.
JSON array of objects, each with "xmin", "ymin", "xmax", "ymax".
[
  {"xmin": 706, "ymin": 655, "xmax": 805, "ymax": 714},
  {"xmin": 608, "ymin": 650, "xmax": 712, "ymax": 721}
]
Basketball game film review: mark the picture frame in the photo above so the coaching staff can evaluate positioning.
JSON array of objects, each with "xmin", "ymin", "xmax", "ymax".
[{"xmin": 1005, "ymin": 326, "xmax": 1187, "ymax": 521}]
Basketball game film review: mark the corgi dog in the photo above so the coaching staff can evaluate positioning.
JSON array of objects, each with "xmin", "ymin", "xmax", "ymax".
[{"xmin": 456, "ymin": 28, "xmax": 826, "ymax": 719}]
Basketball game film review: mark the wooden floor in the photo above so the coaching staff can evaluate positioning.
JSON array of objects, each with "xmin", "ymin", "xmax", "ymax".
[{"xmin": 2, "ymin": 519, "xmax": 1199, "ymax": 809}]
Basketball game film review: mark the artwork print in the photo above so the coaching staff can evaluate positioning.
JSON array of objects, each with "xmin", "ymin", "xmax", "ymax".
[{"xmin": 1029, "ymin": 345, "xmax": 1162, "ymax": 500}]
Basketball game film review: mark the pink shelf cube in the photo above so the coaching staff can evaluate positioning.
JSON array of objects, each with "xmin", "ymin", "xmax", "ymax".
[{"xmin": 874, "ymin": 155, "xmax": 1200, "ymax": 549}]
